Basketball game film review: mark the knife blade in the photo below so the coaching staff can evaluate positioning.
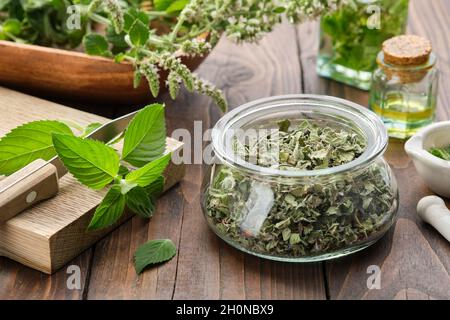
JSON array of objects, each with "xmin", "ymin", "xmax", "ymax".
[{"xmin": 0, "ymin": 110, "xmax": 138, "ymax": 222}]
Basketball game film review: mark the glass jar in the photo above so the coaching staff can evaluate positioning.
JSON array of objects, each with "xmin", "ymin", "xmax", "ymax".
[
  {"xmin": 201, "ymin": 95, "xmax": 399, "ymax": 262},
  {"xmin": 369, "ymin": 50, "xmax": 439, "ymax": 139},
  {"xmin": 317, "ymin": 0, "xmax": 409, "ymax": 90}
]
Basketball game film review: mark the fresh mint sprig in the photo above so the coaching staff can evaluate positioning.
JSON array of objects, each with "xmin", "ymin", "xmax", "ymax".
[
  {"xmin": 0, "ymin": 103, "xmax": 177, "ymax": 273},
  {"xmin": 51, "ymin": 104, "xmax": 170, "ymax": 230},
  {"xmin": 0, "ymin": 0, "xmax": 348, "ymax": 111},
  {"xmin": 52, "ymin": 104, "xmax": 177, "ymax": 271}
]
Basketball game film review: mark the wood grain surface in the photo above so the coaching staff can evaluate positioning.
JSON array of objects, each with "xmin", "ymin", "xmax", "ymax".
[{"xmin": 0, "ymin": 0, "xmax": 449, "ymax": 300}]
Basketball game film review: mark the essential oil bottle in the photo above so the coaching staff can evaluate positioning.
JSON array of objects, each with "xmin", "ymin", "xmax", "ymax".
[{"xmin": 369, "ymin": 35, "xmax": 439, "ymax": 139}]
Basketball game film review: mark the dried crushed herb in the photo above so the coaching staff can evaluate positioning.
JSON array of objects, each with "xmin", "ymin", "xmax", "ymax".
[
  {"xmin": 234, "ymin": 119, "xmax": 366, "ymax": 170},
  {"xmin": 205, "ymin": 119, "xmax": 395, "ymax": 258}
]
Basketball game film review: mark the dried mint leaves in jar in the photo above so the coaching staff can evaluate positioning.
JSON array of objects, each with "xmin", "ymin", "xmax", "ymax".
[{"xmin": 205, "ymin": 119, "xmax": 395, "ymax": 257}]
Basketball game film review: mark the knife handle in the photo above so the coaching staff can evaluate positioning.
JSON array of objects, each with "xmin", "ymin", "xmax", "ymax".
[{"xmin": 0, "ymin": 159, "xmax": 59, "ymax": 223}]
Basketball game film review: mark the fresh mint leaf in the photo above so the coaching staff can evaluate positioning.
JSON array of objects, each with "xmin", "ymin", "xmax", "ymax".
[
  {"xmin": 123, "ymin": 7, "xmax": 149, "ymax": 47},
  {"xmin": 129, "ymin": 18, "xmax": 149, "ymax": 47},
  {"xmin": 125, "ymin": 153, "xmax": 170, "ymax": 187},
  {"xmin": 126, "ymin": 186, "xmax": 155, "ymax": 218},
  {"xmin": 122, "ymin": 104, "xmax": 166, "ymax": 167},
  {"xmin": 134, "ymin": 239, "xmax": 176, "ymax": 274},
  {"xmin": 2, "ymin": 18, "xmax": 21, "ymax": 35},
  {"xmin": 145, "ymin": 175, "xmax": 164, "ymax": 197},
  {"xmin": 88, "ymin": 185, "xmax": 126, "ymax": 230},
  {"xmin": 114, "ymin": 52, "xmax": 126, "ymax": 63},
  {"xmin": 52, "ymin": 134, "xmax": 120, "ymax": 190},
  {"xmin": 106, "ymin": 25, "xmax": 128, "ymax": 53},
  {"xmin": 153, "ymin": 0, "xmax": 174, "ymax": 11},
  {"xmin": 0, "ymin": 120, "xmax": 73, "ymax": 175},
  {"xmin": 83, "ymin": 33, "xmax": 112, "ymax": 57},
  {"xmin": 118, "ymin": 164, "xmax": 130, "ymax": 177},
  {"xmin": 126, "ymin": 176, "xmax": 165, "ymax": 219},
  {"xmin": 124, "ymin": 7, "xmax": 149, "ymax": 32},
  {"xmin": 166, "ymin": 0, "xmax": 188, "ymax": 13}
]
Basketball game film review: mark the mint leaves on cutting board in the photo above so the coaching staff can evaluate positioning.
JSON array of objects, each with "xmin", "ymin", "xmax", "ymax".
[
  {"xmin": 0, "ymin": 104, "xmax": 177, "ymax": 273},
  {"xmin": 0, "ymin": 120, "xmax": 73, "ymax": 175}
]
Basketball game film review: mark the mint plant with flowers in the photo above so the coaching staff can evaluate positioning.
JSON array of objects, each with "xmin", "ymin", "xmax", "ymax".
[{"xmin": 0, "ymin": 0, "xmax": 351, "ymax": 111}]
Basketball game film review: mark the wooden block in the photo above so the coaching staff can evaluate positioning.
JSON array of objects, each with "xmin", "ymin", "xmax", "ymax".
[{"xmin": 0, "ymin": 87, "xmax": 185, "ymax": 274}]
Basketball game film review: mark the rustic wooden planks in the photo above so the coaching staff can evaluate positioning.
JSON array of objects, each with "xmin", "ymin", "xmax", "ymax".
[{"xmin": 297, "ymin": 0, "xmax": 450, "ymax": 300}]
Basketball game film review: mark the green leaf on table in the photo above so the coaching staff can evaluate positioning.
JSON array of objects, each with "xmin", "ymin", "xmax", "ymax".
[
  {"xmin": 126, "ymin": 186, "xmax": 155, "ymax": 218},
  {"xmin": 83, "ymin": 33, "xmax": 112, "ymax": 57},
  {"xmin": 128, "ymin": 19, "xmax": 149, "ymax": 47},
  {"xmin": 52, "ymin": 134, "xmax": 120, "ymax": 189},
  {"xmin": 122, "ymin": 104, "xmax": 166, "ymax": 167},
  {"xmin": 125, "ymin": 153, "xmax": 170, "ymax": 187},
  {"xmin": 134, "ymin": 239, "xmax": 176, "ymax": 274},
  {"xmin": 0, "ymin": 120, "xmax": 73, "ymax": 175},
  {"xmin": 88, "ymin": 185, "xmax": 126, "ymax": 230}
]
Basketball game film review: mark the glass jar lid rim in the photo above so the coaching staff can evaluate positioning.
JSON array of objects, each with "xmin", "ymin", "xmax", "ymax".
[{"xmin": 211, "ymin": 94, "xmax": 388, "ymax": 177}]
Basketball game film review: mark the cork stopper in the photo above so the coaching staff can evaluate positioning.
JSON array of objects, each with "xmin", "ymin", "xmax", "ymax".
[
  {"xmin": 378, "ymin": 35, "xmax": 435, "ymax": 84},
  {"xmin": 382, "ymin": 35, "xmax": 432, "ymax": 66}
]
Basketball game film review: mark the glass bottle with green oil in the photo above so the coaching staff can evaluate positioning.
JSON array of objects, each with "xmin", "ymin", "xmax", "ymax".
[{"xmin": 369, "ymin": 35, "xmax": 439, "ymax": 139}]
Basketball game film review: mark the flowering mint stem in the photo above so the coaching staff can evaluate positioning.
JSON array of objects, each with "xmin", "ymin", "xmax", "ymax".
[{"xmin": 169, "ymin": 16, "xmax": 186, "ymax": 42}]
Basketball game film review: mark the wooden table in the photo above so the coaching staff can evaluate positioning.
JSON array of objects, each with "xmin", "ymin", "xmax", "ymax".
[{"xmin": 1, "ymin": 0, "xmax": 449, "ymax": 300}]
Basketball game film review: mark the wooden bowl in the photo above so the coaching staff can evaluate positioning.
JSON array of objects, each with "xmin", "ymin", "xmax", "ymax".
[{"xmin": 0, "ymin": 40, "xmax": 207, "ymax": 105}]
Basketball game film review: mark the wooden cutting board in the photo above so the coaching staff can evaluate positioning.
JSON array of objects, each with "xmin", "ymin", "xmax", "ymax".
[{"xmin": 0, "ymin": 87, "xmax": 185, "ymax": 274}]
